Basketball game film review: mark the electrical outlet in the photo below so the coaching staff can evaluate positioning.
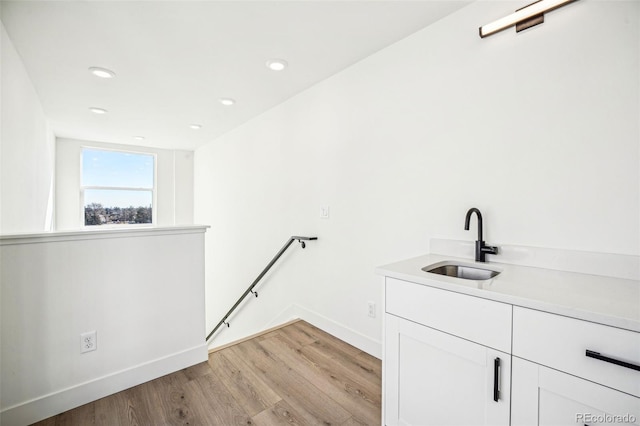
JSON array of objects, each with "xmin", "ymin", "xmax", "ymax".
[
  {"xmin": 80, "ymin": 331, "xmax": 97, "ymax": 353},
  {"xmin": 367, "ymin": 301, "xmax": 376, "ymax": 318}
]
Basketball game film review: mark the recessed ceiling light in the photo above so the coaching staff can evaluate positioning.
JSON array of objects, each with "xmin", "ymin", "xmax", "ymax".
[
  {"xmin": 133, "ymin": 136, "xmax": 145, "ymax": 141},
  {"xmin": 89, "ymin": 107, "xmax": 108, "ymax": 114},
  {"xmin": 190, "ymin": 124, "xmax": 202, "ymax": 130},
  {"xmin": 219, "ymin": 98, "xmax": 235, "ymax": 106},
  {"xmin": 88, "ymin": 67, "xmax": 116, "ymax": 79},
  {"xmin": 266, "ymin": 59, "xmax": 288, "ymax": 71}
]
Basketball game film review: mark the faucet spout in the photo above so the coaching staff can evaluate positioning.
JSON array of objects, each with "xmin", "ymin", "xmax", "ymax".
[
  {"xmin": 464, "ymin": 207, "xmax": 498, "ymax": 263},
  {"xmin": 464, "ymin": 207, "xmax": 483, "ymax": 242}
]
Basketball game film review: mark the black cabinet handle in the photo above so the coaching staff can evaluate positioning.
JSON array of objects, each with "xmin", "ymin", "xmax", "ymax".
[
  {"xmin": 493, "ymin": 357, "xmax": 500, "ymax": 402},
  {"xmin": 585, "ymin": 350, "xmax": 640, "ymax": 372}
]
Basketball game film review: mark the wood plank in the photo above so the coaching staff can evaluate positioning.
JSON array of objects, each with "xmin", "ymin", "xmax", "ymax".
[
  {"xmin": 93, "ymin": 392, "xmax": 128, "ymax": 426},
  {"xmin": 340, "ymin": 416, "xmax": 370, "ymax": 426},
  {"xmin": 147, "ymin": 377, "xmax": 196, "ymax": 425},
  {"xmin": 252, "ymin": 399, "xmax": 308, "ymax": 425},
  {"xmin": 260, "ymin": 334, "xmax": 381, "ymax": 425},
  {"xmin": 150, "ymin": 369, "xmax": 191, "ymax": 389},
  {"xmin": 125, "ymin": 360, "xmax": 213, "ymax": 425},
  {"xmin": 306, "ymin": 335, "xmax": 381, "ymax": 387},
  {"xmin": 276, "ymin": 320, "xmax": 324, "ymax": 348},
  {"xmin": 181, "ymin": 361, "xmax": 214, "ymax": 381},
  {"xmin": 294, "ymin": 321, "xmax": 382, "ymax": 390},
  {"xmin": 296, "ymin": 321, "xmax": 362, "ymax": 357},
  {"xmin": 119, "ymin": 386, "xmax": 157, "ymax": 426},
  {"xmin": 305, "ymin": 342, "xmax": 381, "ymax": 389},
  {"xmin": 355, "ymin": 351, "xmax": 382, "ymax": 382},
  {"xmin": 208, "ymin": 349, "xmax": 282, "ymax": 416},
  {"xmin": 228, "ymin": 338, "xmax": 351, "ymax": 425},
  {"xmin": 181, "ymin": 373, "xmax": 253, "ymax": 425},
  {"xmin": 69, "ymin": 403, "xmax": 95, "ymax": 425}
]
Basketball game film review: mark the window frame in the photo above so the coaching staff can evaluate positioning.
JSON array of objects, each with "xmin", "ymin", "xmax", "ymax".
[{"xmin": 80, "ymin": 146, "xmax": 158, "ymax": 228}]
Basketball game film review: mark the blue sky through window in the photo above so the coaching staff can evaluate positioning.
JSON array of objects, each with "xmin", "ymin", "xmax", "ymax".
[{"xmin": 82, "ymin": 148, "xmax": 154, "ymax": 208}]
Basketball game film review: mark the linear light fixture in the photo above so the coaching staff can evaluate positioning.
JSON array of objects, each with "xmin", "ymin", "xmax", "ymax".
[{"xmin": 479, "ymin": 0, "xmax": 578, "ymax": 38}]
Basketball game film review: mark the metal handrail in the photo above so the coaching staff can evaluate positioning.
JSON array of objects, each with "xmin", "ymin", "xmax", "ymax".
[{"xmin": 205, "ymin": 235, "xmax": 318, "ymax": 342}]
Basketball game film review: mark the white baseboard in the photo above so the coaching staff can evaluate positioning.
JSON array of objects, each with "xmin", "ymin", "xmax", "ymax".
[
  {"xmin": 267, "ymin": 304, "xmax": 382, "ymax": 359},
  {"xmin": 1, "ymin": 343, "xmax": 208, "ymax": 426}
]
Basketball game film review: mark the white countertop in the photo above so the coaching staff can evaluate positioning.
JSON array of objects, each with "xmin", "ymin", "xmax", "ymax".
[{"xmin": 376, "ymin": 253, "xmax": 640, "ymax": 333}]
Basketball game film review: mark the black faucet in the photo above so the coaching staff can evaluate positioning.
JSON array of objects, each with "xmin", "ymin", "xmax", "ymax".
[{"xmin": 464, "ymin": 208, "xmax": 498, "ymax": 262}]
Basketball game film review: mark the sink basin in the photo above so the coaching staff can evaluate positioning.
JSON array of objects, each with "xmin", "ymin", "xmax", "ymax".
[{"xmin": 422, "ymin": 262, "xmax": 500, "ymax": 281}]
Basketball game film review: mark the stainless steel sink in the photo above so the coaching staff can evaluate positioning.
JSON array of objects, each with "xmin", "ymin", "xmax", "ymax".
[{"xmin": 422, "ymin": 262, "xmax": 500, "ymax": 281}]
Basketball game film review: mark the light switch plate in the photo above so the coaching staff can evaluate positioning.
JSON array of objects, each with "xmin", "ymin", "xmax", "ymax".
[{"xmin": 320, "ymin": 206, "xmax": 330, "ymax": 219}]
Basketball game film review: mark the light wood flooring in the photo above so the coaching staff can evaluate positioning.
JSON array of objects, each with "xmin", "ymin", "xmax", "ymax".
[{"xmin": 33, "ymin": 320, "xmax": 381, "ymax": 425}]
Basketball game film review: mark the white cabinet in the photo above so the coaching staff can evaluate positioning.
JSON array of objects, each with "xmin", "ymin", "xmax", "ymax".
[
  {"xmin": 384, "ymin": 278, "xmax": 512, "ymax": 426},
  {"xmin": 383, "ymin": 277, "xmax": 640, "ymax": 426},
  {"xmin": 511, "ymin": 307, "xmax": 640, "ymax": 426},
  {"xmin": 385, "ymin": 278, "xmax": 512, "ymax": 353},
  {"xmin": 385, "ymin": 315, "xmax": 511, "ymax": 426},
  {"xmin": 512, "ymin": 307, "xmax": 640, "ymax": 398},
  {"xmin": 512, "ymin": 357, "xmax": 640, "ymax": 426}
]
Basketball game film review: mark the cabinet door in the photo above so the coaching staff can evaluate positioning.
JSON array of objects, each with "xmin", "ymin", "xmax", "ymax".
[
  {"xmin": 384, "ymin": 314, "xmax": 510, "ymax": 426},
  {"xmin": 512, "ymin": 357, "xmax": 640, "ymax": 426}
]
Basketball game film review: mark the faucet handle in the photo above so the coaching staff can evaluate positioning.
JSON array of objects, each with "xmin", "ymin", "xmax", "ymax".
[{"xmin": 481, "ymin": 245, "xmax": 499, "ymax": 255}]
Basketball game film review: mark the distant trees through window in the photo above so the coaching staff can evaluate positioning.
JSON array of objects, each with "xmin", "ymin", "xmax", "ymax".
[
  {"xmin": 84, "ymin": 203, "xmax": 152, "ymax": 226},
  {"xmin": 81, "ymin": 148, "xmax": 155, "ymax": 226}
]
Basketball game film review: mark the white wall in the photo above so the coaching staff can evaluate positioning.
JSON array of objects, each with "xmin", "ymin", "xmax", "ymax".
[
  {"xmin": 174, "ymin": 149, "xmax": 195, "ymax": 225},
  {"xmin": 56, "ymin": 138, "xmax": 194, "ymax": 230},
  {"xmin": 0, "ymin": 22, "xmax": 55, "ymax": 234},
  {"xmin": 0, "ymin": 227, "xmax": 208, "ymax": 425},
  {"xmin": 194, "ymin": 0, "xmax": 640, "ymax": 354}
]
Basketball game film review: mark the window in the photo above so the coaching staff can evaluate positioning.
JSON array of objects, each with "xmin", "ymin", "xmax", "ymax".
[{"xmin": 81, "ymin": 148, "xmax": 155, "ymax": 226}]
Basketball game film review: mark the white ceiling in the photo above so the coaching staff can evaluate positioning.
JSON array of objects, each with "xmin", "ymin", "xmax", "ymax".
[{"xmin": 1, "ymin": 0, "xmax": 471, "ymax": 150}]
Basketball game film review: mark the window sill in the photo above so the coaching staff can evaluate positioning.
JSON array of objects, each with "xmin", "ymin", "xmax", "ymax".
[{"xmin": 0, "ymin": 225, "xmax": 210, "ymax": 246}]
